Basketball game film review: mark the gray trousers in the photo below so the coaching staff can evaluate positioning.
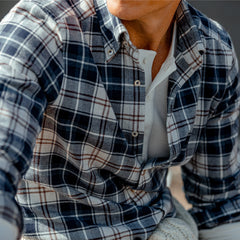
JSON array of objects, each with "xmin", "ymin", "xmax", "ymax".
[{"xmin": 149, "ymin": 198, "xmax": 198, "ymax": 240}]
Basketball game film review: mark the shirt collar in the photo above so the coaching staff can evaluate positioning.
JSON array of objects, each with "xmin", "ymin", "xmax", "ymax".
[
  {"xmin": 175, "ymin": 0, "xmax": 205, "ymax": 67},
  {"xmin": 94, "ymin": 0, "xmax": 127, "ymax": 61},
  {"xmin": 168, "ymin": 21, "xmax": 177, "ymax": 60},
  {"xmin": 94, "ymin": 0, "xmax": 205, "ymax": 64}
]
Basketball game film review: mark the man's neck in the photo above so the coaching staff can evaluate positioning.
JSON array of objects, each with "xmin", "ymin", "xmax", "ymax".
[
  {"xmin": 121, "ymin": 2, "xmax": 179, "ymax": 80},
  {"xmin": 121, "ymin": 3, "xmax": 178, "ymax": 51}
]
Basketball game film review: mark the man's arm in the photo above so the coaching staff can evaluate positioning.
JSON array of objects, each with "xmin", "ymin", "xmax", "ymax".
[
  {"xmin": 182, "ymin": 43, "xmax": 240, "ymax": 231},
  {"xmin": 0, "ymin": 1, "xmax": 63, "ymax": 236}
]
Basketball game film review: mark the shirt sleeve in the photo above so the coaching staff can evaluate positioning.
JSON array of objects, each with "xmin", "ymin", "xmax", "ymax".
[
  {"xmin": 0, "ymin": 1, "xmax": 63, "ymax": 235},
  {"xmin": 181, "ymin": 43, "xmax": 240, "ymax": 229}
]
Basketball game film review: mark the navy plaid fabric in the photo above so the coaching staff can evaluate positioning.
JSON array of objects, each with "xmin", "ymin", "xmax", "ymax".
[{"xmin": 0, "ymin": 0, "xmax": 240, "ymax": 239}]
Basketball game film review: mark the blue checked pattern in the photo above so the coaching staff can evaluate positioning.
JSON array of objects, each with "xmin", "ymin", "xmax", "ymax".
[{"xmin": 0, "ymin": 0, "xmax": 239, "ymax": 239}]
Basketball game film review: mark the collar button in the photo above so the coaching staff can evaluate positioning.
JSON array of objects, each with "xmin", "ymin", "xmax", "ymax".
[{"xmin": 108, "ymin": 49, "xmax": 114, "ymax": 56}]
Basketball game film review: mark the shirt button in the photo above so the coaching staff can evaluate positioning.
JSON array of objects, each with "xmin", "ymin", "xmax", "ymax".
[
  {"xmin": 134, "ymin": 80, "xmax": 141, "ymax": 86},
  {"xmin": 132, "ymin": 131, "xmax": 139, "ymax": 138},
  {"xmin": 108, "ymin": 49, "xmax": 114, "ymax": 56},
  {"xmin": 122, "ymin": 40, "xmax": 129, "ymax": 48}
]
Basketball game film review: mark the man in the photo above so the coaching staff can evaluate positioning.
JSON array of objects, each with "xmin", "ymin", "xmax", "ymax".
[{"xmin": 0, "ymin": 0, "xmax": 239, "ymax": 239}]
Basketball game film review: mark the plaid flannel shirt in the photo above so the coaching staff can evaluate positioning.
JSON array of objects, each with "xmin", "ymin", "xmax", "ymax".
[{"xmin": 0, "ymin": 0, "xmax": 240, "ymax": 239}]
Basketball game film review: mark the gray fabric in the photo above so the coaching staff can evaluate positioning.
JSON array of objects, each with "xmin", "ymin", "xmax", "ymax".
[
  {"xmin": 149, "ymin": 198, "xmax": 198, "ymax": 240},
  {"xmin": 199, "ymin": 221, "xmax": 240, "ymax": 240}
]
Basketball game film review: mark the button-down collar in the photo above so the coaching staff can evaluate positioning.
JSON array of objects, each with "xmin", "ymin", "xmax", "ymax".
[{"xmin": 94, "ymin": 0, "xmax": 128, "ymax": 61}]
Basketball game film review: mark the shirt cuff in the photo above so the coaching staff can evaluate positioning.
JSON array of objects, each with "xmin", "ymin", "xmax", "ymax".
[
  {"xmin": 0, "ymin": 218, "xmax": 18, "ymax": 240},
  {"xmin": 199, "ymin": 221, "xmax": 240, "ymax": 240}
]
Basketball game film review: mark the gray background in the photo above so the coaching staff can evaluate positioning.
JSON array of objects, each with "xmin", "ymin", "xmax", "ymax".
[{"xmin": 0, "ymin": 0, "xmax": 240, "ymax": 58}]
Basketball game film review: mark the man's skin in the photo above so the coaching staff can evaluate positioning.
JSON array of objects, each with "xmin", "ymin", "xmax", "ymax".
[{"xmin": 106, "ymin": 0, "xmax": 181, "ymax": 79}]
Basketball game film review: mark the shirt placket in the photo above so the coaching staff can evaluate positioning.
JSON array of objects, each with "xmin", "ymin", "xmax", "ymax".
[{"xmin": 123, "ymin": 40, "xmax": 146, "ymax": 155}]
